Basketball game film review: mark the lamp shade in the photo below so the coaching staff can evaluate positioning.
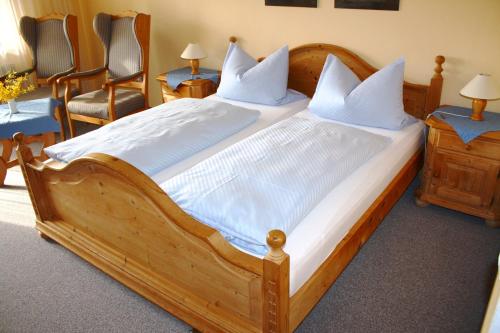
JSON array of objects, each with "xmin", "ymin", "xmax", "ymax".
[
  {"xmin": 180, "ymin": 43, "xmax": 207, "ymax": 60},
  {"xmin": 460, "ymin": 74, "xmax": 500, "ymax": 100}
]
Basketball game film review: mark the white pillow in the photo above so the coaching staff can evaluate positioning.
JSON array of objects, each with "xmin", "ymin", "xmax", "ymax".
[
  {"xmin": 308, "ymin": 54, "xmax": 415, "ymax": 130},
  {"xmin": 216, "ymin": 43, "xmax": 289, "ymax": 105}
]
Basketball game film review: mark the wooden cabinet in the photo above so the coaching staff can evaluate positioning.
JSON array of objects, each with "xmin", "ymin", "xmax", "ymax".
[
  {"xmin": 416, "ymin": 116, "xmax": 500, "ymax": 227},
  {"xmin": 156, "ymin": 72, "xmax": 219, "ymax": 103}
]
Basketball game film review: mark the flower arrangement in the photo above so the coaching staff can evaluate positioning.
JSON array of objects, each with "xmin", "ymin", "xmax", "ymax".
[{"xmin": 0, "ymin": 71, "xmax": 34, "ymax": 103}]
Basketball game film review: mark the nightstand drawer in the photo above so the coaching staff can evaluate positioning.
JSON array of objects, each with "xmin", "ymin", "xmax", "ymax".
[
  {"xmin": 429, "ymin": 151, "xmax": 499, "ymax": 208},
  {"xmin": 436, "ymin": 130, "xmax": 500, "ymax": 161},
  {"xmin": 177, "ymin": 79, "xmax": 217, "ymax": 99}
]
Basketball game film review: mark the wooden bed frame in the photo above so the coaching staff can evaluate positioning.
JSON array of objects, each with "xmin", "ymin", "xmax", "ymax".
[{"xmin": 15, "ymin": 44, "xmax": 445, "ymax": 333}]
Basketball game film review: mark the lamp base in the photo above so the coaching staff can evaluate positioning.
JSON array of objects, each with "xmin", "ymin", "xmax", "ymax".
[
  {"xmin": 470, "ymin": 98, "xmax": 487, "ymax": 121},
  {"xmin": 190, "ymin": 59, "xmax": 200, "ymax": 75}
]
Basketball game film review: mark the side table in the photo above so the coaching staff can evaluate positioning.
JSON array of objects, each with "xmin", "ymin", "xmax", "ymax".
[
  {"xmin": 0, "ymin": 98, "xmax": 59, "ymax": 186},
  {"xmin": 416, "ymin": 107, "xmax": 500, "ymax": 227},
  {"xmin": 156, "ymin": 67, "xmax": 220, "ymax": 103}
]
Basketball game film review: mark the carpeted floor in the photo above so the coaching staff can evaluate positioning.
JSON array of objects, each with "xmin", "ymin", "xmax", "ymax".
[{"xmin": 0, "ymin": 167, "xmax": 499, "ymax": 333}]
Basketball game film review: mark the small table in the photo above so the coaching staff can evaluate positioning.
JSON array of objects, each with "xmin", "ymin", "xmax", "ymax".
[
  {"xmin": 0, "ymin": 98, "xmax": 59, "ymax": 185},
  {"xmin": 415, "ymin": 107, "xmax": 500, "ymax": 227},
  {"xmin": 156, "ymin": 67, "xmax": 220, "ymax": 103}
]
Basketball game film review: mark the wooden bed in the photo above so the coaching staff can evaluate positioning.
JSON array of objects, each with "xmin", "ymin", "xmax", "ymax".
[{"xmin": 15, "ymin": 44, "xmax": 445, "ymax": 333}]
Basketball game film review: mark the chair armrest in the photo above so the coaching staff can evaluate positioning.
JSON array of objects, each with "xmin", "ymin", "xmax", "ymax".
[
  {"xmin": 102, "ymin": 71, "xmax": 144, "ymax": 88},
  {"xmin": 47, "ymin": 67, "xmax": 76, "ymax": 84},
  {"xmin": 57, "ymin": 67, "xmax": 106, "ymax": 84}
]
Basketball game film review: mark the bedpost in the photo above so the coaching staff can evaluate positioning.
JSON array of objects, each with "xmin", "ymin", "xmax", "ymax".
[
  {"xmin": 13, "ymin": 132, "xmax": 53, "ymax": 223},
  {"xmin": 424, "ymin": 55, "xmax": 445, "ymax": 117},
  {"xmin": 263, "ymin": 230, "xmax": 290, "ymax": 333}
]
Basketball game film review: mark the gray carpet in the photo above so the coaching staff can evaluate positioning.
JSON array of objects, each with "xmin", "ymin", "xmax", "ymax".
[{"xmin": 0, "ymin": 167, "xmax": 499, "ymax": 333}]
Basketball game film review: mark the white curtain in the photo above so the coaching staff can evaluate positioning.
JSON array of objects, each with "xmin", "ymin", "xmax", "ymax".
[
  {"xmin": 0, "ymin": 0, "xmax": 84, "ymax": 76},
  {"xmin": 0, "ymin": 0, "xmax": 31, "ymax": 75}
]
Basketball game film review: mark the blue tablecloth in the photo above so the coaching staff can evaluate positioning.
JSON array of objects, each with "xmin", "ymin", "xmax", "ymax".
[
  {"xmin": 165, "ymin": 67, "xmax": 220, "ymax": 89},
  {"xmin": 431, "ymin": 106, "xmax": 500, "ymax": 143},
  {"xmin": 0, "ymin": 98, "xmax": 60, "ymax": 138}
]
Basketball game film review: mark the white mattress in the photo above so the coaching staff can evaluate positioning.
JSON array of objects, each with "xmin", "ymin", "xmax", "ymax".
[
  {"xmin": 284, "ymin": 111, "xmax": 425, "ymax": 295},
  {"xmin": 151, "ymin": 94, "xmax": 310, "ymax": 183}
]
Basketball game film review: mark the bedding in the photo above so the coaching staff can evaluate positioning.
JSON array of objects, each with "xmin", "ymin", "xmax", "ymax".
[
  {"xmin": 309, "ymin": 54, "xmax": 415, "ymax": 130},
  {"xmin": 152, "ymin": 108, "xmax": 424, "ymax": 295},
  {"xmin": 162, "ymin": 115, "xmax": 392, "ymax": 255},
  {"xmin": 284, "ymin": 112, "xmax": 425, "ymax": 294},
  {"xmin": 150, "ymin": 93, "xmax": 310, "ymax": 182},
  {"xmin": 44, "ymin": 98, "xmax": 260, "ymax": 175},
  {"xmin": 217, "ymin": 42, "xmax": 295, "ymax": 105}
]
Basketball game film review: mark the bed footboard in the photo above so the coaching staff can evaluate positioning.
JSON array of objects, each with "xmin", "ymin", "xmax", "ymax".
[{"xmin": 14, "ymin": 133, "xmax": 290, "ymax": 333}]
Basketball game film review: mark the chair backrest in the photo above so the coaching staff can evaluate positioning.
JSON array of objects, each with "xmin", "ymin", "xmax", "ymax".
[
  {"xmin": 93, "ymin": 11, "xmax": 150, "ymax": 81},
  {"xmin": 19, "ymin": 13, "xmax": 79, "ymax": 79}
]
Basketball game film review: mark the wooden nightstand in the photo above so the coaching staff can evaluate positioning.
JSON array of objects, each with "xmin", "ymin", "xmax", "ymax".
[
  {"xmin": 416, "ymin": 114, "xmax": 500, "ymax": 227},
  {"xmin": 156, "ymin": 69, "xmax": 220, "ymax": 103}
]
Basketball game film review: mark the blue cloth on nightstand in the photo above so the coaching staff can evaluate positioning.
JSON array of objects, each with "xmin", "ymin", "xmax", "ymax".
[
  {"xmin": 164, "ymin": 67, "xmax": 219, "ymax": 89},
  {"xmin": 431, "ymin": 106, "xmax": 500, "ymax": 143},
  {"xmin": 0, "ymin": 98, "xmax": 60, "ymax": 138}
]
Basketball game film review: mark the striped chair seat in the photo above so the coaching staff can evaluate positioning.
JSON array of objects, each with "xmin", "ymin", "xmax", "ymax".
[
  {"xmin": 17, "ymin": 86, "xmax": 79, "ymax": 103},
  {"xmin": 67, "ymin": 88, "xmax": 145, "ymax": 119}
]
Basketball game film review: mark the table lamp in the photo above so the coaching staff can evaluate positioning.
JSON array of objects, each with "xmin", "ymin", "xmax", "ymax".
[
  {"xmin": 459, "ymin": 74, "xmax": 500, "ymax": 121},
  {"xmin": 180, "ymin": 43, "xmax": 207, "ymax": 75}
]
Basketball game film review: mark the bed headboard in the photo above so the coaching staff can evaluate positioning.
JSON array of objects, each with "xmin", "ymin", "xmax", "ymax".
[{"xmin": 288, "ymin": 43, "xmax": 445, "ymax": 120}]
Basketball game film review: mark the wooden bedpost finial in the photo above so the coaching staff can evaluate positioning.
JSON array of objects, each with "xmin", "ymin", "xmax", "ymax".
[
  {"xmin": 229, "ymin": 36, "xmax": 237, "ymax": 43},
  {"xmin": 266, "ymin": 229, "xmax": 286, "ymax": 259},
  {"xmin": 434, "ymin": 55, "xmax": 445, "ymax": 77},
  {"xmin": 263, "ymin": 229, "xmax": 289, "ymax": 333}
]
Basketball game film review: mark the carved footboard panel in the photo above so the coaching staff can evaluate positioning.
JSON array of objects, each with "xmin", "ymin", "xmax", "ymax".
[{"xmin": 14, "ymin": 133, "xmax": 290, "ymax": 333}]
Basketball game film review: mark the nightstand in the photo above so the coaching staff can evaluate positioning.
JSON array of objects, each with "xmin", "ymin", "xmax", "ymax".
[
  {"xmin": 156, "ymin": 67, "xmax": 220, "ymax": 103},
  {"xmin": 415, "ymin": 109, "xmax": 500, "ymax": 227}
]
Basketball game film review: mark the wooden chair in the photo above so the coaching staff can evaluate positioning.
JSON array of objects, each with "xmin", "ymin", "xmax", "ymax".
[
  {"xmin": 12, "ymin": 13, "xmax": 80, "ymax": 141},
  {"xmin": 58, "ymin": 11, "xmax": 150, "ymax": 138}
]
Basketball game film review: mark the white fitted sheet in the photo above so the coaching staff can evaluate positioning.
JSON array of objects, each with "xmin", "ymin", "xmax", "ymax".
[
  {"xmin": 151, "ymin": 94, "xmax": 310, "ymax": 183},
  {"xmin": 284, "ymin": 111, "xmax": 425, "ymax": 295},
  {"xmin": 155, "ymin": 107, "xmax": 425, "ymax": 296}
]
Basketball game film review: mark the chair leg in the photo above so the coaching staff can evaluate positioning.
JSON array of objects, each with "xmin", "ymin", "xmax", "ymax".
[
  {"xmin": 0, "ymin": 139, "xmax": 13, "ymax": 186},
  {"xmin": 67, "ymin": 115, "xmax": 77, "ymax": 138},
  {"xmin": 0, "ymin": 158, "xmax": 7, "ymax": 186},
  {"xmin": 54, "ymin": 105, "xmax": 66, "ymax": 141}
]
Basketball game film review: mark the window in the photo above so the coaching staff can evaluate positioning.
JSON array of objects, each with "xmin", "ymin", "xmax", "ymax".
[{"xmin": 0, "ymin": 0, "xmax": 30, "ymax": 75}]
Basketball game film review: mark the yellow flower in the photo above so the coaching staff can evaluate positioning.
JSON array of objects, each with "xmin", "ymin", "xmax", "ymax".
[{"xmin": 0, "ymin": 71, "xmax": 34, "ymax": 102}]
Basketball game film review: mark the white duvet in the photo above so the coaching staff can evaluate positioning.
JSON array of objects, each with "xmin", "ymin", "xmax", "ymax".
[
  {"xmin": 163, "ymin": 116, "xmax": 392, "ymax": 255},
  {"xmin": 44, "ymin": 98, "xmax": 260, "ymax": 175}
]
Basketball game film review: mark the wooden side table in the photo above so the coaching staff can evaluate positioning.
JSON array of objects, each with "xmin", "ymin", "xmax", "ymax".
[
  {"xmin": 416, "ymin": 114, "xmax": 500, "ymax": 227},
  {"xmin": 156, "ymin": 70, "xmax": 220, "ymax": 103},
  {"xmin": 1, "ymin": 133, "xmax": 55, "ymax": 185},
  {"xmin": 0, "ymin": 98, "xmax": 59, "ymax": 186}
]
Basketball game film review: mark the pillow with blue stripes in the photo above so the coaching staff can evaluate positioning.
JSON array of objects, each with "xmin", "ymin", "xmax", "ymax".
[
  {"xmin": 308, "ymin": 54, "xmax": 415, "ymax": 130},
  {"xmin": 217, "ymin": 43, "xmax": 290, "ymax": 106}
]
